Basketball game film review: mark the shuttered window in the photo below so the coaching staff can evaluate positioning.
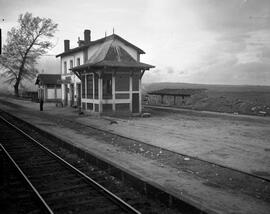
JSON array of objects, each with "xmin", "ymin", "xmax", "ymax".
[{"xmin": 82, "ymin": 75, "xmax": 85, "ymax": 98}]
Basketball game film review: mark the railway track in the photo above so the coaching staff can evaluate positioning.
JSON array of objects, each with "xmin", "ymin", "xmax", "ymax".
[
  {"xmin": 0, "ymin": 115, "xmax": 141, "ymax": 214},
  {"xmin": 0, "ymin": 146, "xmax": 47, "ymax": 214}
]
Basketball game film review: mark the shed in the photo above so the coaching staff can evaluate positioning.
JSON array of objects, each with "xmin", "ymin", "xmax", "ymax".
[
  {"xmin": 35, "ymin": 74, "xmax": 62, "ymax": 102},
  {"xmin": 148, "ymin": 88, "xmax": 205, "ymax": 105}
]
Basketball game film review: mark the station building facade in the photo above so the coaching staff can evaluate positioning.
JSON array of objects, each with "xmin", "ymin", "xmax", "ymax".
[
  {"xmin": 56, "ymin": 38, "xmax": 83, "ymax": 107},
  {"xmin": 57, "ymin": 30, "xmax": 154, "ymax": 114}
]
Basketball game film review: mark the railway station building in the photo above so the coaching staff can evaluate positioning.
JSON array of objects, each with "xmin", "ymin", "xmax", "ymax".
[{"xmin": 57, "ymin": 29, "xmax": 154, "ymax": 114}]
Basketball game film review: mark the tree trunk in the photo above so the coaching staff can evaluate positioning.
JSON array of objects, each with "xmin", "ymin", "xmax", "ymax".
[
  {"xmin": 14, "ymin": 69, "xmax": 22, "ymax": 97},
  {"xmin": 14, "ymin": 81, "xmax": 20, "ymax": 97}
]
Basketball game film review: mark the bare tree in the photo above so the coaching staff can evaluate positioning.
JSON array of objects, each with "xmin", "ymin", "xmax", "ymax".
[{"xmin": 0, "ymin": 12, "xmax": 58, "ymax": 96}]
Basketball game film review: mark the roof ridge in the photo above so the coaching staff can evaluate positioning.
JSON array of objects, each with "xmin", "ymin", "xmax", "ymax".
[
  {"xmin": 115, "ymin": 44, "xmax": 121, "ymax": 62},
  {"xmin": 56, "ymin": 33, "xmax": 145, "ymax": 58}
]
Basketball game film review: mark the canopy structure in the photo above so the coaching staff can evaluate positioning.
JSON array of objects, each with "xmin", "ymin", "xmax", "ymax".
[
  {"xmin": 35, "ymin": 74, "xmax": 61, "ymax": 102},
  {"xmin": 148, "ymin": 88, "xmax": 206, "ymax": 105},
  {"xmin": 35, "ymin": 74, "xmax": 61, "ymax": 85}
]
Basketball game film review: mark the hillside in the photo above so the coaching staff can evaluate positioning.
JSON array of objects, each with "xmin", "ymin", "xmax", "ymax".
[{"xmin": 143, "ymin": 82, "xmax": 270, "ymax": 116}]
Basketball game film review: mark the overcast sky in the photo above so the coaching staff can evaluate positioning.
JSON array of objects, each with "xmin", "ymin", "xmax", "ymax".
[{"xmin": 0, "ymin": 0, "xmax": 270, "ymax": 85}]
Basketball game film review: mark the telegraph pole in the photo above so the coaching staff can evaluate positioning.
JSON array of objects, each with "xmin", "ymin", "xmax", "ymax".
[
  {"xmin": 0, "ymin": 18, "xmax": 5, "ymax": 55},
  {"xmin": 0, "ymin": 28, "xmax": 2, "ymax": 55}
]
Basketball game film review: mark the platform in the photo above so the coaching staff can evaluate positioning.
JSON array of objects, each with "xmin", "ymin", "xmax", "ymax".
[{"xmin": 0, "ymin": 96, "xmax": 269, "ymax": 214}]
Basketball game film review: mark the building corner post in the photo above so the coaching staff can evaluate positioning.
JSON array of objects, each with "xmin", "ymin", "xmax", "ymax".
[
  {"xmin": 139, "ymin": 72, "xmax": 142, "ymax": 114},
  {"xmin": 98, "ymin": 72, "xmax": 103, "ymax": 113},
  {"xmin": 129, "ymin": 71, "xmax": 133, "ymax": 113},
  {"xmin": 112, "ymin": 72, "xmax": 116, "ymax": 112}
]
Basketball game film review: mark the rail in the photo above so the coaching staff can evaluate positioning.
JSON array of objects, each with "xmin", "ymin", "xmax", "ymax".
[
  {"xmin": 0, "ymin": 144, "xmax": 54, "ymax": 214},
  {"xmin": 0, "ymin": 115, "xmax": 141, "ymax": 214}
]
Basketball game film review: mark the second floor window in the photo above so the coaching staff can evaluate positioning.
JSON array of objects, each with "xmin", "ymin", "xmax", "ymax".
[
  {"xmin": 77, "ymin": 58, "xmax": 80, "ymax": 66},
  {"xmin": 63, "ymin": 61, "xmax": 67, "ymax": 74},
  {"xmin": 70, "ymin": 60, "xmax": 73, "ymax": 70}
]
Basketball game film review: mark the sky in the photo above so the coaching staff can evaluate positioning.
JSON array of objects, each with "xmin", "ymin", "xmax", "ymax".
[{"xmin": 0, "ymin": 0, "xmax": 270, "ymax": 85}]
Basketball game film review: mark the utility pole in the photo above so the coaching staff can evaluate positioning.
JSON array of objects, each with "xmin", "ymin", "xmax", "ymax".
[
  {"xmin": 1, "ymin": 18, "xmax": 6, "ymax": 55},
  {"xmin": 0, "ymin": 28, "xmax": 2, "ymax": 55}
]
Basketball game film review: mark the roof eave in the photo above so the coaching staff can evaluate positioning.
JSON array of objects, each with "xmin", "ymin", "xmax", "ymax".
[
  {"xmin": 56, "ymin": 45, "xmax": 88, "ymax": 58},
  {"xmin": 71, "ymin": 64, "xmax": 154, "ymax": 72},
  {"xmin": 113, "ymin": 34, "xmax": 145, "ymax": 54}
]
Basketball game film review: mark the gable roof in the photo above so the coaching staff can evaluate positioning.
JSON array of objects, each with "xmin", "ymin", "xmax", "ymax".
[
  {"xmin": 35, "ymin": 74, "xmax": 61, "ymax": 85},
  {"xmin": 56, "ymin": 34, "xmax": 145, "ymax": 58},
  {"xmin": 71, "ymin": 38, "xmax": 154, "ymax": 71}
]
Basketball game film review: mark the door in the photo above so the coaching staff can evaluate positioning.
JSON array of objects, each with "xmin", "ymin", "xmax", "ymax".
[
  {"xmin": 70, "ymin": 84, "xmax": 74, "ymax": 106},
  {"xmin": 132, "ymin": 93, "xmax": 139, "ymax": 113},
  {"xmin": 64, "ymin": 84, "xmax": 68, "ymax": 106},
  {"xmin": 77, "ymin": 83, "xmax": 81, "ymax": 107}
]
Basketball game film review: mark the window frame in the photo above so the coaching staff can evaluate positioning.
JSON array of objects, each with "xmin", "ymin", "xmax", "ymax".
[
  {"xmin": 63, "ymin": 61, "xmax": 67, "ymax": 74},
  {"xmin": 70, "ymin": 60, "xmax": 73, "ymax": 70}
]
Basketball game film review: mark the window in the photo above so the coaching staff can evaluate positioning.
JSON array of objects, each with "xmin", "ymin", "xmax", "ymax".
[
  {"xmin": 132, "ymin": 73, "xmax": 139, "ymax": 91},
  {"xmin": 77, "ymin": 58, "xmax": 80, "ymax": 66},
  {"xmin": 82, "ymin": 75, "xmax": 85, "ymax": 98},
  {"xmin": 86, "ymin": 75, "xmax": 93, "ymax": 99},
  {"xmin": 102, "ymin": 74, "xmax": 112, "ymax": 99},
  {"xmin": 94, "ymin": 75, "xmax": 99, "ymax": 99},
  {"xmin": 82, "ymin": 102, "xmax": 86, "ymax": 110},
  {"xmin": 87, "ymin": 103, "xmax": 93, "ymax": 110},
  {"xmin": 63, "ymin": 61, "xmax": 67, "ymax": 74},
  {"xmin": 115, "ymin": 73, "xmax": 129, "ymax": 91},
  {"xmin": 70, "ymin": 60, "xmax": 73, "ymax": 69}
]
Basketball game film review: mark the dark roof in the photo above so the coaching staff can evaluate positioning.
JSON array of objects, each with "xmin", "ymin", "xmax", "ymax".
[
  {"xmin": 92, "ymin": 60, "xmax": 154, "ymax": 68},
  {"xmin": 71, "ymin": 38, "xmax": 154, "ymax": 71},
  {"xmin": 35, "ymin": 74, "xmax": 61, "ymax": 85},
  {"xmin": 56, "ymin": 34, "xmax": 145, "ymax": 58},
  {"xmin": 148, "ymin": 89, "xmax": 205, "ymax": 96}
]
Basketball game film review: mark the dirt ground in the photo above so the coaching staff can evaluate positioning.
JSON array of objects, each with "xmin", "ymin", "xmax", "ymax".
[{"xmin": 79, "ymin": 106, "xmax": 270, "ymax": 179}]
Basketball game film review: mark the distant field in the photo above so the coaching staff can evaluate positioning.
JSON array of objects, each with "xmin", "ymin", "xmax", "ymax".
[
  {"xmin": 143, "ymin": 82, "xmax": 270, "ymax": 116},
  {"xmin": 143, "ymin": 82, "xmax": 270, "ymax": 93}
]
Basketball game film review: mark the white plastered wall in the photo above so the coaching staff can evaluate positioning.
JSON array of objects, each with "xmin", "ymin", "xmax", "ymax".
[
  {"xmin": 61, "ymin": 51, "xmax": 83, "ymax": 105},
  {"xmin": 87, "ymin": 43, "xmax": 102, "ymax": 61}
]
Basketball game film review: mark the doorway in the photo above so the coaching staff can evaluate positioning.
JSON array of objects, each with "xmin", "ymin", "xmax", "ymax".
[
  {"xmin": 64, "ymin": 84, "xmax": 68, "ymax": 106},
  {"xmin": 70, "ymin": 84, "xmax": 74, "ymax": 106},
  {"xmin": 132, "ymin": 93, "xmax": 139, "ymax": 113},
  {"xmin": 77, "ymin": 83, "xmax": 81, "ymax": 107}
]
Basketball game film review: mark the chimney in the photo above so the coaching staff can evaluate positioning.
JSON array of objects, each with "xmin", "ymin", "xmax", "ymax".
[
  {"xmin": 64, "ymin": 40, "xmax": 70, "ymax": 52},
  {"xmin": 84, "ymin": 30, "xmax": 91, "ymax": 44}
]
